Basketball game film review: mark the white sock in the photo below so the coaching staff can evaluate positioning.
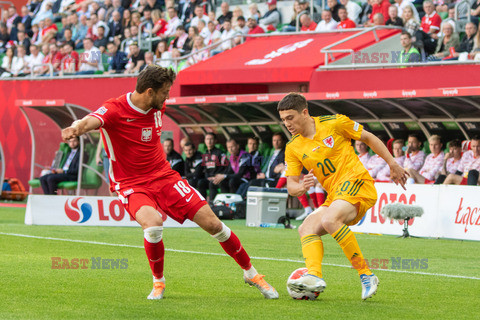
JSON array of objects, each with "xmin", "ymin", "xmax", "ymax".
[
  {"xmin": 244, "ymin": 266, "xmax": 258, "ymax": 279},
  {"xmin": 153, "ymin": 276, "xmax": 165, "ymax": 283}
]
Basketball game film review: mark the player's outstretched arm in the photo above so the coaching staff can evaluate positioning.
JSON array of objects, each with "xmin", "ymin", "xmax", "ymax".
[
  {"xmin": 360, "ymin": 130, "xmax": 409, "ymax": 189},
  {"xmin": 62, "ymin": 116, "xmax": 102, "ymax": 141},
  {"xmin": 287, "ymin": 169, "xmax": 315, "ymax": 197}
]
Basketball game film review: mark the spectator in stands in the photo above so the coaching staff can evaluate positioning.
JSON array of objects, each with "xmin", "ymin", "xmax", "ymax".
[
  {"xmin": 40, "ymin": 43, "xmax": 61, "ymax": 75},
  {"xmin": 77, "ymin": 37, "xmax": 103, "ymax": 75},
  {"xmin": 0, "ymin": 23, "xmax": 10, "ymax": 53},
  {"xmin": 231, "ymin": 6, "xmax": 244, "ymax": 30},
  {"xmin": 106, "ymin": 41, "xmax": 127, "ymax": 73},
  {"xmin": 24, "ymin": 44, "xmax": 44, "ymax": 75},
  {"xmin": 259, "ymin": 0, "xmax": 281, "ymax": 31},
  {"xmin": 403, "ymin": 133, "xmax": 426, "ymax": 173},
  {"xmin": 369, "ymin": 0, "xmax": 390, "ymax": 24},
  {"xmin": 300, "ymin": 13, "xmax": 317, "ymax": 32},
  {"xmin": 39, "ymin": 137, "xmax": 81, "ymax": 195},
  {"xmin": 402, "ymin": 6, "xmax": 420, "ymax": 37},
  {"xmin": 191, "ymin": 5, "xmax": 209, "ymax": 29},
  {"xmin": 212, "ymin": 19, "xmax": 235, "ymax": 55},
  {"xmin": 372, "ymin": 13, "xmax": 385, "ymax": 25},
  {"xmin": 74, "ymin": 14, "xmax": 88, "ymax": 49},
  {"xmin": 154, "ymin": 40, "xmax": 172, "ymax": 67},
  {"xmin": 150, "ymin": 9, "xmax": 166, "ymax": 39},
  {"xmin": 218, "ymin": 1, "xmax": 233, "ymax": 26},
  {"xmin": 19, "ymin": 6, "xmax": 33, "ymax": 34},
  {"xmin": 282, "ymin": 0, "xmax": 302, "ymax": 32},
  {"xmin": 472, "ymin": 0, "xmax": 480, "ymax": 20},
  {"xmin": 131, "ymin": 11, "xmax": 142, "ymax": 28},
  {"xmin": 247, "ymin": 17, "xmax": 264, "ymax": 39},
  {"xmin": 340, "ymin": 0, "xmax": 362, "ymax": 24},
  {"xmin": 5, "ymin": 5, "xmax": 19, "ymax": 33},
  {"xmin": 451, "ymin": 22, "xmax": 477, "ymax": 59},
  {"xmin": 197, "ymin": 132, "xmax": 227, "ymax": 199},
  {"xmin": 94, "ymin": 25, "xmax": 108, "ymax": 52},
  {"xmin": 316, "ymin": 10, "xmax": 338, "ymax": 31},
  {"xmin": 61, "ymin": 42, "xmax": 80, "ymax": 74},
  {"xmin": 377, "ymin": 139, "xmax": 405, "ymax": 181},
  {"xmin": 214, "ymin": 138, "xmax": 255, "ymax": 195},
  {"xmin": 122, "ymin": 9, "xmax": 132, "ymax": 29},
  {"xmin": 421, "ymin": 0, "xmax": 442, "ymax": 40},
  {"xmin": 337, "ymin": 7, "xmax": 357, "ymax": 29},
  {"xmin": 202, "ymin": 20, "xmax": 221, "ymax": 46},
  {"xmin": 248, "ymin": 3, "xmax": 261, "ymax": 22},
  {"xmin": 163, "ymin": 138, "xmax": 185, "ymax": 176},
  {"xmin": 41, "ymin": 17, "xmax": 58, "ymax": 44},
  {"xmin": 1, "ymin": 47, "xmax": 15, "ymax": 77},
  {"xmin": 405, "ymin": 135, "xmax": 444, "ymax": 184},
  {"xmin": 165, "ymin": 6, "xmax": 182, "ymax": 37},
  {"xmin": 355, "ymin": 140, "xmax": 370, "ymax": 168},
  {"xmin": 327, "ymin": 0, "xmax": 342, "ymax": 22},
  {"xmin": 169, "ymin": 25, "xmax": 191, "ymax": 54},
  {"xmin": 15, "ymin": 31, "xmax": 31, "ymax": 55},
  {"xmin": 124, "ymin": 41, "xmax": 145, "ymax": 74},
  {"xmin": 443, "ymin": 136, "xmax": 480, "ymax": 185},
  {"xmin": 386, "ymin": 5, "xmax": 403, "ymax": 27},
  {"xmin": 183, "ymin": 142, "xmax": 203, "ymax": 188},
  {"xmin": 57, "ymin": 28, "xmax": 75, "ymax": 50},
  {"xmin": 399, "ymin": 31, "xmax": 421, "ymax": 62},
  {"xmin": 358, "ymin": 0, "xmax": 373, "ymax": 25},
  {"xmin": 187, "ymin": 35, "xmax": 208, "ymax": 66},
  {"xmin": 435, "ymin": 139, "xmax": 463, "ymax": 184},
  {"xmin": 428, "ymin": 23, "xmax": 459, "ymax": 60},
  {"xmin": 208, "ymin": 11, "xmax": 219, "ymax": 29},
  {"xmin": 250, "ymin": 133, "xmax": 285, "ymax": 187},
  {"xmin": 108, "ymin": 10, "xmax": 124, "ymax": 41},
  {"xmin": 186, "ymin": 26, "xmax": 199, "ymax": 49},
  {"xmin": 365, "ymin": 137, "xmax": 388, "ymax": 179},
  {"xmin": 235, "ymin": 16, "xmax": 249, "ymax": 37}
]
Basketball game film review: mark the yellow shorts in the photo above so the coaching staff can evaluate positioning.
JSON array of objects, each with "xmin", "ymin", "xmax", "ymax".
[{"xmin": 322, "ymin": 178, "xmax": 377, "ymax": 226}]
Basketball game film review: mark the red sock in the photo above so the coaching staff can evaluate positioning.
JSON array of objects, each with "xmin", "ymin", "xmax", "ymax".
[
  {"xmin": 144, "ymin": 238, "xmax": 165, "ymax": 279},
  {"xmin": 316, "ymin": 192, "xmax": 325, "ymax": 206},
  {"xmin": 298, "ymin": 194, "xmax": 310, "ymax": 208},
  {"xmin": 276, "ymin": 177, "xmax": 287, "ymax": 188},
  {"xmin": 309, "ymin": 192, "xmax": 319, "ymax": 208},
  {"xmin": 219, "ymin": 231, "xmax": 252, "ymax": 270}
]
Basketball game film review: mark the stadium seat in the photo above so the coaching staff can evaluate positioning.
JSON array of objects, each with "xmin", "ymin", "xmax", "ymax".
[
  {"xmin": 57, "ymin": 143, "xmax": 103, "ymax": 192},
  {"xmin": 28, "ymin": 142, "xmax": 71, "ymax": 188}
]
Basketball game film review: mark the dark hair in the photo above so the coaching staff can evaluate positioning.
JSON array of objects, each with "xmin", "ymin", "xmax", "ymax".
[
  {"xmin": 205, "ymin": 132, "xmax": 216, "ymax": 140},
  {"xmin": 272, "ymin": 132, "xmax": 284, "ymax": 140},
  {"xmin": 164, "ymin": 138, "xmax": 174, "ymax": 145},
  {"xmin": 176, "ymin": 25, "xmax": 185, "ymax": 31},
  {"xmin": 408, "ymin": 133, "xmax": 422, "ymax": 142},
  {"xmin": 471, "ymin": 135, "xmax": 480, "ymax": 142},
  {"xmin": 224, "ymin": 18, "xmax": 231, "ymax": 23},
  {"xmin": 184, "ymin": 142, "xmax": 196, "ymax": 149},
  {"xmin": 83, "ymin": 37, "xmax": 94, "ymax": 43},
  {"xmin": 226, "ymin": 138, "xmax": 238, "ymax": 144},
  {"xmin": 135, "ymin": 65, "xmax": 176, "ymax": 94},
  {"xmin": 277, "ymin": 92, "xmax": 308, "ymax": 112},
  {"xmin": 448, "ymin": 139, "xmax": 461, "ymax": 148},
  {"xmin": 400, "ymin": 31, "xmax": 412, "ymax": 39},
  {"xmin": 393, "ymin": 139, "xmax": 404, "ymax": 146},
  {"xmin": 237, "ymin": 16, "xmax": 245, "ymax": 21},
  {"xmin": 248, "ymin": 136, "xmax": 259, "ymax": 143}
]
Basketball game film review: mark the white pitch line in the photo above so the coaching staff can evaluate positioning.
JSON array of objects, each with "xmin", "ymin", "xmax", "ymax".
[{"xmin": 1, "ymin": 232, "xmax": 480, "ymax": 281}]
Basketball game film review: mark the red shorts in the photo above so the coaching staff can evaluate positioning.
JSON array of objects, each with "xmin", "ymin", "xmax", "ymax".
[
  {"xmin": 117, "ymin": 174, "xmax": 207, "ymax": 224},
  {"xmin": 460, "ymin": 177, "xmax": 468, "ymax": 185}
]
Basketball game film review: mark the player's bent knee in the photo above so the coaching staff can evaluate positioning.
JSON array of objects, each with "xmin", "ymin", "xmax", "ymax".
[
  {"xmin": 193, "ymin": 205, "xmax": 223, "ymax": 235},
  {"xmin": 211, "ymin": 222, "xmax": 231, "ymax": 242},
  {"xmin": 144, "ymin": 226, "xmax": 163, "ymax": 243}
]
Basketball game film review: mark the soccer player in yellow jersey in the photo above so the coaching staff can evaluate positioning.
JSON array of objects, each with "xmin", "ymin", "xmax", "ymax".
[{"xmin": 279, "ymin": 93, "xmax": 408, "ymax": 300}]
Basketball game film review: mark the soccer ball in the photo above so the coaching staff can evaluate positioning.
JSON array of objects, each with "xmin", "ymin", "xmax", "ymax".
[{"xmin": 286, "ymin": 268, "xmax": 320, "ymax": 300}]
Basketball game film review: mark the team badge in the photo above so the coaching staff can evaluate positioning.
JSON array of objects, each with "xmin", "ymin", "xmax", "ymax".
[
  {"xmin": 323, "ymin": 136, "xmax": 334, "ymax": 148},
  {"xmin": 141, "ymin": 127, "xmax": 153, "ymax": 142}
]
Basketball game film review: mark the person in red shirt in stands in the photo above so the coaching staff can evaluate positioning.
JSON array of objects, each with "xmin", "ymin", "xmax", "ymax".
[
  {"xmin": 337, "ymin": 7, "xmax": 356, "ymax": 29},
  {"xmin": 300, "ymin": 13, "xmax": 317, "ymax": 32},
  {"xmin": 369, "ymin": 0, "xmax": 390, "ymax": 24},
  {"xmin": 246, "ymin": 17, "xmax": 264, "ymax": 41},
  {"xmin": 421, "ymin": 0, "xmax": 442, "ymax": 39},
  {"xmin": 61, "ymin": 42, "xmax": 80, "ymax": 74},
  {"xmin": 41, "ymin": 43, "xmax": 63, "ymax": 75},
  {"xmin": 41, "ymin": 17, "xmax": 58, "ymax": 44}
]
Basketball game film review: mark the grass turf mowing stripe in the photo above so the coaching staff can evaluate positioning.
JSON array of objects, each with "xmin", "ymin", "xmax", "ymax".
[{"xmin": 1, "ymin": 231, "xmax": 479, "ymax": 281}]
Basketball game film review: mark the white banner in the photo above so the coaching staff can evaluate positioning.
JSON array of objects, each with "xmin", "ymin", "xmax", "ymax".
[
  {"xmin": 350, "ymin": 183, "xmax": 480, "ymax": 241},
  {"xmin": 25, "ymin": 195, "xmax": 198, "ymax": 228}
]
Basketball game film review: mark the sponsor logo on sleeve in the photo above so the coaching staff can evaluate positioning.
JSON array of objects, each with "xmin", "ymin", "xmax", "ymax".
[
  {"xmin": 95, "ymin": 106, "xmax": 108, "ymax": 115},
  {"xmin": 354, "ymin": 122, "xmax": 360, "ymax": 131}
]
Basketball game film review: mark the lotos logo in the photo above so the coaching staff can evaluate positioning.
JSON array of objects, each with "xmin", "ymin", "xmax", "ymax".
[{"xmin": 65, "ymin": 198, "xmax": 92, "ymax": 223}]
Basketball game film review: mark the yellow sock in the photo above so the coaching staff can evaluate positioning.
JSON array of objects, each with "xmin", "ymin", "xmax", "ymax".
[
  {"xmin": 332, "ymin": 225, "xmax": 372, "ymax": 276},
  {"xmin": 300, "ymin": 234, "xmax": 324, "ymax": 278}
]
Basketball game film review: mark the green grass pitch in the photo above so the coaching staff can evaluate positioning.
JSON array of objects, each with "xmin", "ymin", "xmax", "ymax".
[{"xmin": 0, "ymin": 206, "xmax": 479, "ymax": 320}]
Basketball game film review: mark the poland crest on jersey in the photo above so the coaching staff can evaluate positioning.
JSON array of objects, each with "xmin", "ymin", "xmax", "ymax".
[
  {"xmin": 323, "ymin": 135, "xmax": 334, "ymax": 148},
  {"xmin": 142, "ymin": 127, "xmax": 153, "ymax": 142}
]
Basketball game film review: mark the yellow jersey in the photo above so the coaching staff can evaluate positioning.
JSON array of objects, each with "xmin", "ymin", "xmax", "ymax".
[{"xmin": 285, "ymin": 115, "xmax": 373, "ymax": 195}]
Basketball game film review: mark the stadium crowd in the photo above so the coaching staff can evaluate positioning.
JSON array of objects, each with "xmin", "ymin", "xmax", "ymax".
[
  {"xmin": 158, "ymin": 132, "xmax": 480, "ymax": 220},
  {"xmin": 1, "ymin": 0, "xmax": 480, "ymax": 77}
]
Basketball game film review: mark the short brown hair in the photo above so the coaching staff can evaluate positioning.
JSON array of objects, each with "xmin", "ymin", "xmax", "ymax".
[
  {"xmin": 135, "ymin": 65, "xmax": 176, "ymax": 94},
  {"xmin": 277, "ymin": 92, "xmax": 308, "ymax": 112}
]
